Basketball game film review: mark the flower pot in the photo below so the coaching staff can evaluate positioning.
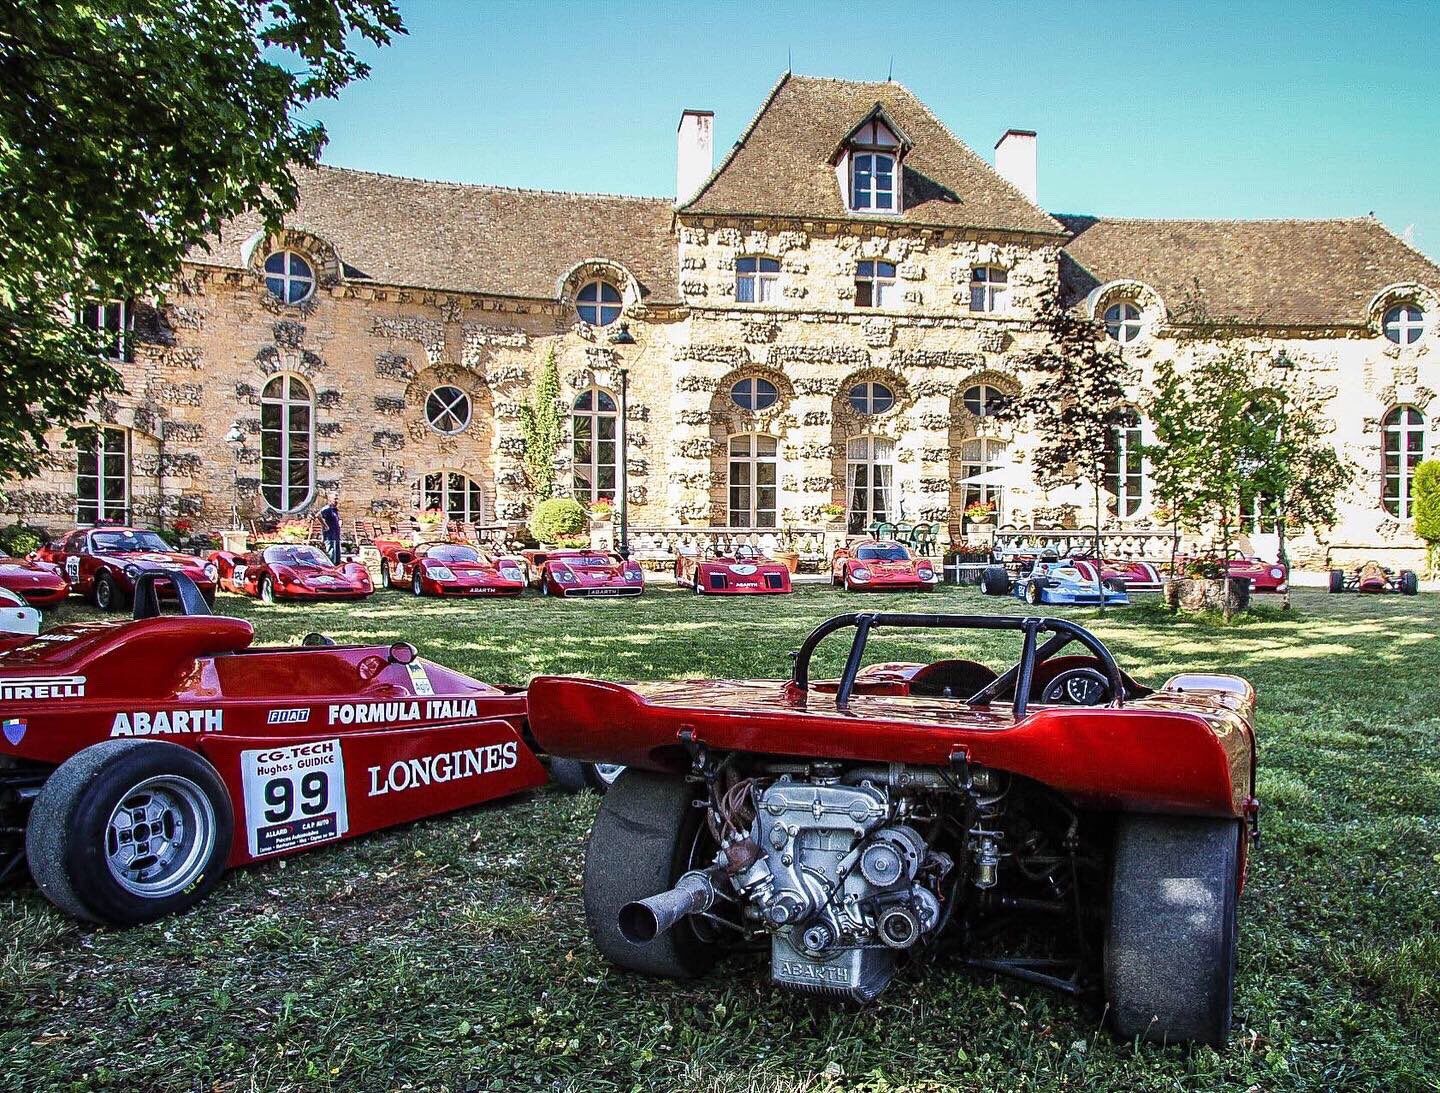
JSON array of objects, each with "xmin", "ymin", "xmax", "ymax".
[
  {"xmin": 1163, "ymin": 576, "xmax": 1252, "ymax": 614},
  {"xmin": 773, "ymin": 550, "xmax": 800, "ymax": 574}
]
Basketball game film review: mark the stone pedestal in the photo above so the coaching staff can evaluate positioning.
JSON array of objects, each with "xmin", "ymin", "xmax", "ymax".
[{"xmin": 220, "ymin": 529, "xmax": 248, "ymax": 553}]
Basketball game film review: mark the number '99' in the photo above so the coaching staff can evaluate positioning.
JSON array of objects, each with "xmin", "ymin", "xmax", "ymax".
[{"xmin": 263, "ymin": 773, "xmax": 329, "ymax": 822}]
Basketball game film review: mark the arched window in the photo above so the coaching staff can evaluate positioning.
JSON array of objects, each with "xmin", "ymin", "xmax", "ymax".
[
  {"xmin": 846, "ymin": 435, "xmax": 895, "ymax": 535},
  {"xmin": 1103, "ymin": 409, "xmax": 1145, "ymax": 517},
  {"xmin": 1383, "ymin": 405, "xmax": 1425, "ymax": 518},
  {"xmin": 958, "ymin": 437, "xmax": 1007, "ymax": 524},
  {"xmin": 576, "ymin": 280, "xmax": 622, "ymax": 326},
  {"xmin": 736, "ymin": 257, "xmax": 781, "ymax": 303},
  {"xmin": 573, "ymin": 387, "xmax": 618, "ymax": 502},
  {"xmin": 962, "ymin": 383, "xmax": 1008, "ymax": 418},
  {"xmin": 1104, "ymin": 301, "xmax": 1143, "ymax": 344},
  {"xmin": 424, "ymin": 386, "xmax": 471, "ymax": 434},
  {"xmin": 263, "ymin": 251, "xmax": 314, "ymax": 305},
  {"xmin": 413, "ymin": 471, "xmax": 486, "ymax": 524},
  {"xmin": 851, "ymin": 152, "xmax": 896, "ymax": 212},
  {"xmin": 730, "ymin": 377, "xmax": 778, "ymax": 412},
  {"xmin": 76, "ymin": 426, "xmax": 129, "ymax": 523},
  {"xmin": 728, "ymin": 433, "xmax": 778, "ymax": 529},
  {"xmin": 1383, "ymin": 304, "xmax": 1426, "ymax": 345},
  {"xmin": 260, "ymin": 375, "xmax": 314, "ymax": 512},
  {"xmin": 848, "ymin": 381, "xmax": 895, "ymax": 415}
]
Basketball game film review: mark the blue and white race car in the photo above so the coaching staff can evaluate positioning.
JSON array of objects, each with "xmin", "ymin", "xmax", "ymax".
[{"xmin": 980, "ymin": 558, "xmax": 1130, "ymax": 607}]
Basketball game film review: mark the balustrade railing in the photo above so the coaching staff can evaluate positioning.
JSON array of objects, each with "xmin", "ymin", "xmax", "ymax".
[
  {"xmin": 992, "ymin": 526, "xmax": 1180, "ymax": 563},
  {"xmin": 628, "ymin": 526, "xmax": 830, "ymax": 563}
]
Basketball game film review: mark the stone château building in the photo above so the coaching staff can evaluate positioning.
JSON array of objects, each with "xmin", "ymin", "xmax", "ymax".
[{"xmin": 7, "ymin": 73, "xmax": 1439, "ymax": 566}]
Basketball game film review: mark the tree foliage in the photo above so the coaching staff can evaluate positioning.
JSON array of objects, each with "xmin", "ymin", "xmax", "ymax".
[
  {"xmin": 529, "ymin": 497, "xmax": 587, "ymax": 546},
  {"xmin": 0, "ymin": 0, "xmax": 405, "ymax": 477},
  {"xmin": 1408, "ymin": 459, "xmax": 1440, "ymax": 572},
  {"xmin": 520, "ymin": 348, "xmax": 563, "ymax": 500}
]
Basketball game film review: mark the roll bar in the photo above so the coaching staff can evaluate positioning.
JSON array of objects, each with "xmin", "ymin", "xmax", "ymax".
[
  {"xmin": 788, "ymin": 612, "xmax": 1125, "ymax": 718},
  {"xmin": 132, "ymin": 569, "xmax": 212, "ymax": 619}
]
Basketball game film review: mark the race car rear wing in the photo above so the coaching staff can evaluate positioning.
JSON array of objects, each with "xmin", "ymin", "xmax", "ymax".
[{"xmin": 132, "ymin": 568, "xmax": 212, "ymax": 619}]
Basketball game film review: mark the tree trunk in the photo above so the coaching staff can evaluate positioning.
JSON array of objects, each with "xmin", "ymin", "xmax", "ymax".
[
  {"xmin": 1221, "ymin": 522, "xmax": 1234, "ymax": 622},
  {"xmin": 1093, "ymin": 478, "xmax": 1105, "ymax": 614},
  {"xmin": 1276, "ymin": 500, "xmax": 1291, "ymax": 610},
  {"xmin": 1168, "ymin": 511, "xmax": 1181, "ymax": 613}
]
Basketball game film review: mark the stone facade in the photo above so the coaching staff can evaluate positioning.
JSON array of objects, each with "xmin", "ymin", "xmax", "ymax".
[{"xmin": 6, "ymin": 73, "xmax": 1439, "ymax": 569}]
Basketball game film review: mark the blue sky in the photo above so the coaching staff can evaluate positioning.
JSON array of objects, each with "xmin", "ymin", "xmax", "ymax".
[{"xmin": 303, "ymin": 0, "xmax": 1439, "ymax": 259}]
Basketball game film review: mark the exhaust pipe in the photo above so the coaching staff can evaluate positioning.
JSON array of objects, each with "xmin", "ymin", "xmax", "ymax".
[{"xmin": 618, "ymin": 867, "xmax": 724, "ymax": 943}]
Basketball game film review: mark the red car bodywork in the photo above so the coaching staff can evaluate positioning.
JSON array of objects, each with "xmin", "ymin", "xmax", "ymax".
[
  {"xmin": 376, "ymin": 540, "xmax": 527, "ymax": 597},
  {"xmin": 674, "ymin": 549, "xmax": 793, "ymax": 595},
  {"xmin": 0, "ymin": 556, "xmax": 68, "ymax": 607},
  {"xmin": 210, "ymin": 544, "xmax": 373, "ymax": 602},
  {"xmin": 1065, "ymin": 556, "xmax": 1163, "ymax": 592},
  {"xmin": 523, "ymin": 550, "xmax": 645, "ymax": 598},
  {"xmin": 1174, "ymin": 554, "xmax": 1289, "ymax": 593},
  {"xmin": 0, "ymin": 613, "xmax": 546, "ymax": 872},
  {"xmin": 38, "ymin": 526, "xmax": 218, "ymax": 607},
  {"xmin": 1329, "ymin": 561, "xmax": 1418, "ymax": 594},
  {"xmin": 831, "ymin": 540, "xmax": 939, "ymax": 592}
]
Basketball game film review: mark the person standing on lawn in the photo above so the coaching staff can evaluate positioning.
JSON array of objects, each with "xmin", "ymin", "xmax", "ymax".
[{"xmin": 321, "ymin": 493, "xmax": 342, "ymax": 564}]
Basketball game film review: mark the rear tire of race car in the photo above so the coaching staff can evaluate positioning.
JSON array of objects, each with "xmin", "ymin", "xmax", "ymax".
[
  {"xmin": 1400, "ymin": 570, "xmax": 1419, "ymax": 596},
  {"xmin": 550, "ymin": 759, "xmax": 624, "ymax": 794},
  {"xmin": 26, "ymin": 740, "xmax": 234, "ymax": 926},
  {"xmin": 93, "ymin": 571, "xmax": 125, "ymax": 612},
  {"xmin": 1105, "ymin": 814, "xmax": 1240, "ymax": 1048},
  {"xmin": 1103, "ymin": 578, "xmax": 1127, "ymax": 595},
  {"xmin": 1328, "ymin": 568, "xmax": 1344, "ymax": 593},
  {"xmin": 980, "ymin": 566, "xmax": 1011, "ymax": 596},
  {"xmin": 583, "ymin": 770, "xmax": 720, "ymax": 979}
]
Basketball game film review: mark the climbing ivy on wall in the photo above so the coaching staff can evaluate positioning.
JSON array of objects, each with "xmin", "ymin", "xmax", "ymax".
[{"xmin": 520, "ymin": 348, "xmax": 562, "ymax": 500}]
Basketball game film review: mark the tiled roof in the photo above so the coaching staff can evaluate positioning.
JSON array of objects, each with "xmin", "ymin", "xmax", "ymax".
[
  {"xmin": 191, "ymin": 166, "xmax": 680, "ymax": 304},
  {"xmin": 1059, "ymin": 215, "xmax": 1440, "ymax": 326},
  {"xmin": 681, "ymin": 73, "xmax": 1065, "ymax": 236}
]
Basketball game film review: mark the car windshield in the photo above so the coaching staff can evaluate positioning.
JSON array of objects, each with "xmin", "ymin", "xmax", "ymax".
[
  {"xmin": 263, "ymin": 545, "xmax": 331, "ymax": 567},
  {"xmin": 425, "ymin": 545, "xmax": 480, "ymax": 563},
  {"xmin": 857, "ymin": 544, "xmax": 909, "ymax": 561},
  {"xmin": 565, "ymin": 554, "xmax": 615, "ymax": 567},
  {"xmin": 91, "ymin": 530, "xmax": 170, "ymax": 553}
]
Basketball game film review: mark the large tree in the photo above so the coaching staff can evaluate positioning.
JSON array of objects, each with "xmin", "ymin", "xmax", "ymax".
[{"xmin": 0, "ymin": 0, "xmax": 404, "ymax": 478}]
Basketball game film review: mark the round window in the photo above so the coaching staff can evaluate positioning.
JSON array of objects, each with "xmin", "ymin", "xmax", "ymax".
[
  {"xmin": 731, "ymin": 377, "xmax": 779, "ymax": 412},
  {"xmin": 848, "ymin": 382, "xmax": 895, "ymax": 415},
  {"xmin": 1104, "ymin": 301, "xmax": 1143, "ymax": 343},
  {"xmin": 263, "ymin": 251, "xmax": 315, "ymax": 305},
  {"xmin": 577, "ymin": 280, "xmax": 623, "ymax": 326},
  {"xmin": 425, "ymin": 386, "xmax": 472, "ymax": 434},
  {"xmin": 1383, "ymin": 303, "xmax": 1425, "ymax": 345}
]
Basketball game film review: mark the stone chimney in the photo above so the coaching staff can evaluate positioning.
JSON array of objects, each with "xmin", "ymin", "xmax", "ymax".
[
  {"xmin": 994, "ymin": 129, "xmax": 1038, "ymax": 204},
  {"xmin": 677, "ymin": 109, "xmax": 714, "ymax": 204}
]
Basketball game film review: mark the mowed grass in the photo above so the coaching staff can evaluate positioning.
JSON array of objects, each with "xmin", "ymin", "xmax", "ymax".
[{"xmin": 3, "ymin": 582, "xmax": 1439, "ymax": 1092}]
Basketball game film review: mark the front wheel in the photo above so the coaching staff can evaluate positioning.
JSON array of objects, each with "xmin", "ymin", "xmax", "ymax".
[
  {"xmin": 93, "ymin": 571, "xmax": 125, "ymax": 611},
  {"xmin": 412, "ymin": 571, "xmax": 424, "ymax": 597},
  {"xmin": 259, "ymin": 576, "xmax": 276, "ymax": 604},
  {"xmin": 380, "ymin": 560, "xmax": 392, "ymax": 589},
  {"xmin": 1025, "ymin": 580, "xmax": 1043, "ymax": 606},
  {"xmin": 1328, "ymin": 568, "xmax": 1344, "ymax": 593},
  {"xmin": 1399, "ymin": 570, "xmax": 1419, "ymax": 596},
  {"xmin": 26, "ymin": 740, "xmax": 234, "ymax": 925},
  {"xmin": 1105, "ymin": 815, "xmax": 1240, "ymax": 1047},
  {"xmin": 980, "ymin": 566, "xmax": 1011, "ymax": 596}
]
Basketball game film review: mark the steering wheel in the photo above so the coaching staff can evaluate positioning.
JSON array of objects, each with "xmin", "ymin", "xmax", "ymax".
[{"xmin": 1039, "ymin": 666, "xmax": 1112, "ymax": 706}]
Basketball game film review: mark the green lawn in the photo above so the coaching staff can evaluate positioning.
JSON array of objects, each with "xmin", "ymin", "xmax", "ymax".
[{"xmin": 3, "ymin": 584, "xmax": 1438, "ymax": 1092}]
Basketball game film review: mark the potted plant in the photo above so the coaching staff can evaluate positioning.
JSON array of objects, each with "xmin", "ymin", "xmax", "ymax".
[
  {"xmin": 965, "ymin": 500, "xmax": 996, "ymax": 526},
  {"xmin": 820, "ymin": 502, "xmax": 846, "ymax": 527},
  {"xmin": 588, "ymin": 495, "xmax": 614, "ymax": 524},
  {"xmin": 530, "ymin": 497, "xmax": 588, "ymax": 547},
  {"xmin": 1162, "ymin": 553, "xmax": 1252, "ymax": 615}
]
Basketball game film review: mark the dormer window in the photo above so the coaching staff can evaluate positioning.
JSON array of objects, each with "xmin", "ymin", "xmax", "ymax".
[{"xmin": 851, "ymin": 153, "xmax": 895, "ymax": 212}]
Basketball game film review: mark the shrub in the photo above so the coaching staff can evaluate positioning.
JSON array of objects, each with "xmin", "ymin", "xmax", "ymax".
[
  {"xmin": 1411, "ymin": 460, "xmax": 1440, "ymax": 572},
  {"xmin": 0, "ymin": 522, "xmax": 47, "ymax": 557},
  {"xmin": 529, "ymin": 497, "xmax": 587, "ymax": 544}
]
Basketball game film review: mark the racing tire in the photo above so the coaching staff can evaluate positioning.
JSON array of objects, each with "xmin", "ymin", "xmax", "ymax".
[
  {"xmin": 259, "ymin": 576, "xmax": 276, "ymax": 605},
  {"xmin": 202, "ymin": 589, "xmax": 217, "ymax": 608},
  {"xmin": 1399, "ymin": 570, "xmax": 1419, "ymax": 596},
  {"xmin": 1025, "ymin": 580, "xmax": 1043, "ymax": 607},
  {"xmin": 1328, "ymin": 568, "xmax": 1344, "ymax": 593},
  {"xmin": 980, "ymin": 566, "xmax": 1011, "ymax": 596},
  {"xmin": 550, "ymin": 759, "xmax": 625, "ymax": 794},
  {"xmin": 380, "ymin": 560, "xmax": 392, "ymax": 589},
  {"xmin": 540, "ymin": 578, "xmax": 552, "ymax": 597},
  {"xmin": 412, "ymin": 571, "xmax": 424, "ymax": 597},
  {"xmin": 93, "ymin": 571, "xmax": 125, "ymax": 612},
  {"xmin": 582, "ymin": 770, "xmax": 721, "ymax": 978},
  {"xmin": 1105, "ymin": 814, "xmax": 1241, "ymax": 1047},
  {"xmin": 26, "ymin": 740, "xmax": 234, "ymax": 926},
  {"xmin": 1103, "ymin": 578, "xmax": 1128, "ymax": 595}
]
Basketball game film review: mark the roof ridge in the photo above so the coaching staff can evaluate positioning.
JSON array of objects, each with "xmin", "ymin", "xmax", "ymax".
[
  {"xmin": 678, "ymin": 71, "xmax": 792, "ymax": 212},
  {"xmin": 1367, "ymin": 215, "xmax": 1440, "ymax": 271},
  {"xmin": 1055, "ymin": 212, "xmax": 1380, "ymax": 226},
  {"xmin": 313, "ymin": 163, "xmax": 672, "ymax": 205}
]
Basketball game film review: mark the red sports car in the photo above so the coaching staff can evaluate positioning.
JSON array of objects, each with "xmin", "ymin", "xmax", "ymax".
[
  {"xmin": 831, "ymin": 539, "xmax": 939, "ymax": 592},
  {"xmin": 528, "ymin": 611, "xmax": 1260, "ymax": 1048},
  {"xmin": 377, "ymin": 540, "xmax": 527, "ymax": 597},
  {"xmin": 1329, "ymin": 561, "xmax": 1418, "ymax": 595},
  {"xmin": 674, "ymin": 546, "xmax": 792, "ymax": 595},
  {"xmin": 1064, "ymin": 554, "xmax": 1164, "ymax": 593},
  {"xmin": 1175, "ymin": 553, "xmax": 1289, "ymax": 593},
  {"xmin": 210, "ymin": 544, "xmax": 373, "ymax": 603},
  {"xmin": 524, "ymin": 549, "xmax": 645, "ymax": 598},
  {"xmin": 0, "ymin": 554, "xmax": 68, "ymax": 608},
  {"xmin": 38, "ymin": 525, "xmax": 218, "ymax": 610}
]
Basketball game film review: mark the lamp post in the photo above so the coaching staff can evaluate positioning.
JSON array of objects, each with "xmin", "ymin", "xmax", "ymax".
[
  {"xmin": 609, "ymin": 322, "xmax": 636, "ymax": 559},
  {"xmin": 224, "ymin": 423, "xmax": 245, "ymax": 530}
]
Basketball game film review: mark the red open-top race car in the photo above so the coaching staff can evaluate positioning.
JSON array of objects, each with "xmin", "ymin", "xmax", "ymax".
[
  {"xmin": 38, "ymin": 526, "xmax": 218, "ymax": 610},
  {"xmin": 523, "ymin": 549, "xmax": 645, "ymax": 598},
  {"xmin": 0, "ymin": 572, "xmax": 554, "ymax": 925},
  {"xmin": 674, "ymin": 545, "xmax": 792, "ymax": 595},
  {"xmin": 210, "ymin": 544, "xmax": 373, "ymax": 603},
  {"xmin": 1062, "ymin": 554, "xmax": 1164, "ymax": 593},
  {"xmin": 831, "ymin": 540, "xmax": 939, "ymax": 592},
  {"xmin": 377, "ymin": 540, "xmax": 527, "ymax": 597},
  {"xmin": 0, "ymin": 554, "xmax": 68, "ymax": 608},
  {"xmin": 1329, "ymin": 560, "xmax": 1419, "ymax": 595},
  {"xmin": 528, "ymin": 611, "xmax": 1259, "ymax": 1046}
]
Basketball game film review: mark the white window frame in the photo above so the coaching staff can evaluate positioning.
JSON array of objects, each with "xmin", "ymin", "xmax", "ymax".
[
  {"xmin": 260, "ymin": 374, "xmax": 315, "ymax": 513},
  {"xmin": 263, "ymin": 251, "xmax": 315, "ymax": 305},
  {"xmin": 77, "ymin": 300, "xmax": 133, "ymax": 362},
  {"xmin": 413, "ymin": 470, "xmax": 487, "ymax": 524},
  {"xmin": 1104, "ymin": 301, "xmax": 1143, "ymax": 344},
  {"xmin": 75, "ymin": 426, "xmax": 130, "ymax": 524},
  {"xmin": 424, "ymin": 385, "xmax": 472, "ymax": 435},
  {"xmin": 959, "ymin": 436, "xmax": 1007, "ymax": 522},
  {"xmin": 576, "ymin": 280, "xmax": 623, "ymax": 327},
  {"xmin": 854, "ymin": 261, "xmax": 898, "ymax": 309},
  {"xmin": 572, "ymin": 387, "xmax": 618, "ymax": 502},
  {"xmin": 850, "ymin": 151, "xmax": 897, "ymax": 213},
  {"xmin": 846, "ymin": 435, "xmax": 895, "ymax": 534},
  {"xmin": 969, "ymin": 267, "xmax": 1009, "ymax": 313},
  {"xmin": 848, "ymin": 382, "xmax": 895, "ymax": 416},
  {"xmin": 1383, "ymin": 304, "xmax": 1426, "ymax": 346},
  {"xmin": 1104, "ymin": 411, "xmax": 1146, "ymax": 517},
  {"xmin": 1382, "ymin": 404, "xmax": 1425, "ymax": 518},
  {"xmin": 727, "ymin": 433, "xmax": 778, "ymax": 529},
  {"xmin": 735, "ymin": 257, "xmax": 781, "ymax": 303}
]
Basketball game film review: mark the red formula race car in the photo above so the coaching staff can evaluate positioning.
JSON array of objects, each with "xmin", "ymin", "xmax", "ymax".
[
  {"xmin": 376, "ymin": 540, "xmax": 527, "ymax": 597},
  {"xmin": 674, "ymin": 546, "xmax": 792, "ymax": 595},
  {"xmin": 831, "ymin": 540, "xmax": 939, "ymax": 592},
  {"xmin": 1063, "ymin": 554, "xmax": 1164, "ymax": 593},
  {"xmin": 38, "ymin": 526, "xmax": 218, "ymax": 610},
  {"xmin": 210, "ymin": 544, "xmax": 373, "ymax": 604},
  {"xmin": 0, "ymin": 554, "xmax": 68, "ymax": 608},
  {"xmin": 1329, "ymin": 560, "xmax": 1418, "ymax": 595},
  {"xmin": 523, "ymin": 549, "xmax": 645, "ymax": 598},
  {"xmin": 0, "ymin": 572, "xmax": 550, "ymax": 925},
  {"xmin": 529, "ymin": 612, "xmax": 1259, "ymax": 1047}
]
